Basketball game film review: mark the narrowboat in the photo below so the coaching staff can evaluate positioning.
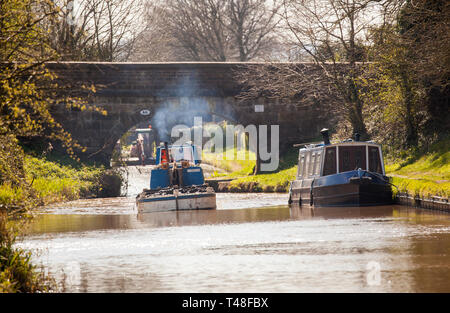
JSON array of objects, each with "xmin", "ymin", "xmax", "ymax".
[
  {"xmin": 136, "ymin": 142, "xmax": 216, "ymax": 213},
  {"xmin": 288, "ymin": 129, "xmax": 393, "ymax": 207}
]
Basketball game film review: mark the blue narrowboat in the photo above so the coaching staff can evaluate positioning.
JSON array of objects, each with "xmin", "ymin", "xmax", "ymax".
[
  {"xmin": 289, "ymin": 129, "xmax": 393, "ymax": 207},
  {"xmin": 136, "ymin": 142, "xmax": 216, "ymax": 213}
]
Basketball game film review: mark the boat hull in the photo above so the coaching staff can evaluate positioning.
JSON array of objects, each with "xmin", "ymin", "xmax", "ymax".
[
  {"xmin": 289, "ymin": 170, "xmax": 393, "ymax": 207},
  {"xmin": 312, "ymin": 180, "xmax": 393, "ymax": 207},
  {"xmin": 137, "ymin": 192, "xmax": 216, "ymax": 213}
]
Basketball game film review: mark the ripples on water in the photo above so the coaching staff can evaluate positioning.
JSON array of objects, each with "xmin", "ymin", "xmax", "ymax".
[{"xmin": 16, "ymin": 167, "xmax": 450, "ymax": 293}]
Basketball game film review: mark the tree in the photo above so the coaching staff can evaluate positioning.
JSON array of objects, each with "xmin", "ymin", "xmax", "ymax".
[
  {"xmin": 0, "ymin": 0, "xmax": 106, "ymax": 177},
  {"xmin": 128, "ymin": 1, "xmax": 180, "ymax": 61},
  {"xmin": 48, "ymin": 0, "xmax": 146, "ymax": 61},
  {"xmin": 359, "ymin": 0, "xmax": 449, "ymax": 149},
  {"xmin": 398, "ymin": 0, "xmax": 450, "ymax": 138},
  {"xmin": 276, "ymin": 0, "xmax": 395, "ymax": 139},
  {"xmin": 137, "ymin": 0, "xmax": 281, "ymax": 61},
  {"xmin": 165, "ymin": 0, "xmax": 230, "ymax": 61},
  {"xmin": 226, "ymin": 0, "xmax": 281, "ymax": 61}
]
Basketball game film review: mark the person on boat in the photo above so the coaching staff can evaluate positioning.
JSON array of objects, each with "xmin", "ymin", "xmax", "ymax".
[{"xmin": 137, "ymin": 133, "xmax": 145, "ymax": 165}]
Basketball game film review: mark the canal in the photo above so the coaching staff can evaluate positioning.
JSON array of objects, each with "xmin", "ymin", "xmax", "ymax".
[{"xmin": 16, "ymin": 167, "xmax": 450, "ymax": 293}]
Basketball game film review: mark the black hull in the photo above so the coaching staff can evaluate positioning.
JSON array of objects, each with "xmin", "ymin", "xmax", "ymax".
[
  {"xmin": 291, "ymin": 180, "xmax": 393, "ymax": 207},
  {"xmin": 313, "ymin": 181, "xmax": 393, "ymax": 207}
]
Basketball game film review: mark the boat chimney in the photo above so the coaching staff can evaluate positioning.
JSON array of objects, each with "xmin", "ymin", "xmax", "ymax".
[
  {"xmin": 354, "ymin": 133, "xmax": 360, "ymax": 141},
  {"xmin": 320, "ymin": 128, "xmax": 330, "ymax": 145},
  {"xmin": 160, "ymin": 141, "xmax": 169, "ymax": 166}
]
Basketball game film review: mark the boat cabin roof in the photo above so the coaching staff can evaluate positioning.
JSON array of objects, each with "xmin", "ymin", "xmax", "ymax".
[
  {"xmin": 299, "ymin": 140, "xmax": 381, "ymax": 152},
  {"xmin": 297, "ymin": 140, "xmax": 386, "ymax": 179}
]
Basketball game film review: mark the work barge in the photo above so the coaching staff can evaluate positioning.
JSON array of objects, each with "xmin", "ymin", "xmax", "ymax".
[{"xmin": 136, "ymin": 142, "xmax": 216, "ymax": 213}]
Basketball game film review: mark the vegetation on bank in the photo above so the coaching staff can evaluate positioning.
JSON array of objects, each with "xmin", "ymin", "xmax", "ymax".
[
  {"xmin": 203, "ymin": 147, "xmax": 255, "ymax": 177},
  {"xmin": 0, "ymin": 151, "xmax": 123, "ymax": 292},
  {"xmin": 0, "ymin": 0, "xmax": 119, "ymax": 293},
  {"xmin": 384, "ymin": 138, "xmax": 450, "ymax": 198},
  {"xmin": 1, "ymin": 154, "xmax": 122, "ymax": 209},
  {"xmin": 0, "ymin": 215, "xmax": 54, "ymax": 292},
  {"xmin": 204, "ymin": 148, "xmax": 298, "ymax": 193}
]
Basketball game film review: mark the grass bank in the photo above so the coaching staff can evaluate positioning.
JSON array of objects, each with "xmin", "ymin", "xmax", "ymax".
[
  {"xmin": 0, "ymin": 156, "xmax": 122, "ymax": 207},
  {"xmin": 385, "ymin": 138, "xmax": 449, "ymax": 198},
  {"xmin": 204, "ymin": 147, "xmax": 298, "ymax": 192}
]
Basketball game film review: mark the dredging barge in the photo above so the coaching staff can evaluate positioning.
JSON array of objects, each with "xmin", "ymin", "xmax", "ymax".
[
  {"xmin": 136, "ymin": 142, "xmax": 216, "ymax": 213},
  {"xmin": 289, "ymin": 129, "xmax": 393, "ymax": 207}
]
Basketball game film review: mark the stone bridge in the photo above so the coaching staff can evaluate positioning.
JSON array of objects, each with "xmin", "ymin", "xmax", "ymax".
[{"xmin": 48, "ymin": 62, "xmax": 336, "ymax": 165}]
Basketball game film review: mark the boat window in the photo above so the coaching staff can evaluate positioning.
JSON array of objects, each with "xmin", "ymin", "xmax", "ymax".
[
  {"xmin": 339, "ymin": 146, "xmax": 367, "ymax": 172},
  {"xmin": 314, "ymin": 151, "xmax": 322, "ymax": 176},
  {"xmin": 304, "ymin": 152, "xmax": 311, "ymax": 177},
  {"xmin": 309, "ymin": 152, "xmax": 315, "ymax": 176},
  {"xmin": 368, "ymin": 146, "xmax": 382, "ymax": 174},
  {"xmin": 323, "ymin": 147, "xmax": 337, "ymax": 175},
  {"xmin": 170, "ymin": 146, "xmax": 194, "ymax": 162},
  {"xmin": 297, "ymin": 153, "xmax": 305, "ymax": 178}
]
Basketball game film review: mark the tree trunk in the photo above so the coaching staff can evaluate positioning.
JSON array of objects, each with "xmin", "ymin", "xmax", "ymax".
[{"xmin": 347, "ymin": 78, "xmax": 369, "ymax": 140}]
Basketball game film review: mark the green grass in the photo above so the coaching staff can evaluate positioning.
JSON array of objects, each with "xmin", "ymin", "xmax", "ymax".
[
  {"xmin": 385, "ymin": 137, "xmax": 449, "ymax": 198},
  {"xmin": 204, "ymin": 147, "xmax": 299, "ymax": 192},
  {"xmin": 390, "ymin": 176, "xmax": 449, "ymax": 198},
  {"xmin": 23, "ymin": 156, "xmax": 105, "ymax": 204},
  {"xmin": 228, "ymin": 166, "xmax": 297, "ymax": 192},
  {"xmin": 229, "ymin": 148, "xmax": 298, "ymax": 192},
  {"xmin": 202, "ymin": 147, "xmax": 256, "ymax": 177},
  {"xmin": 0, "ymin": 154, "xmax": 122, "ymax": 207}
]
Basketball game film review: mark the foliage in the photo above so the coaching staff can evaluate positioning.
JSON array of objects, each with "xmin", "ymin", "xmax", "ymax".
[
  {"xmin": 0, "ymin": 212, "xmax": 54, "ymax": 292},
  {"xmin": 0, "ymin": 151, "xmax": 123, "ymax": 293},
  {"xmin": 23, "ymin": 155, "xmax": 123, "ymax": 202},
  {"xmin": 362, "ymin": 0, "xmax": 450, "ymax": 149},
  {"xmin": 48, "ymin": 0, "xmax": 146, "ymax": 61},
  {"xmin": 385, "ymin": 136, "xmax": 450, "ymax": 197},
  {"xmin": 0, "ymin": 0, "xmax": 115, "ymax": 290}
]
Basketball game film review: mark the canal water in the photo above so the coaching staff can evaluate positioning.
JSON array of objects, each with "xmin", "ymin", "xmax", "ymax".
[{"xmin": 16, "ymin": 167, "xmax": 450, "ymax": 293}]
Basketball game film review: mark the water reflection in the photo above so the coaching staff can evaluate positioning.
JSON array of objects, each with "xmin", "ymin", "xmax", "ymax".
[
  {"xmin": 19, "ymin": 194, "xmax": 450, "ymax": 293},
  {"xmin": 29, "ymin": 202, "xmax": 449, "ymax": 235}
]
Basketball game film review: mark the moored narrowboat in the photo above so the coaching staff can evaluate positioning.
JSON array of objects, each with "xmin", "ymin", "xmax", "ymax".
[{"xmin": 289, "ymin": 129, "xmax": 393, "ymax": 207}]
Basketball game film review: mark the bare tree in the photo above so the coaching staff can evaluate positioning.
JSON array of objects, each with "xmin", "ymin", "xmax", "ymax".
[
  {"xmin": 163, "ymin": 0, "xmax": 230, "ymax": 61},
  {"xmin": 49, "ymin": 0, "xmax": 146, "ymax": 61},
  {"xmin": 227, "ymin": 0, "xmax": 281, "ymax": 61},
  {"xmin": 129, "ymin": 1, "xmax": 180, "ymax": 61},
  {"xmin": 276, "ymin": 0, "xmax": 393, "ymax": 138},
  {"xmin": 134, "ymin": 0, "xmax": 281, "ymax": 61}
]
